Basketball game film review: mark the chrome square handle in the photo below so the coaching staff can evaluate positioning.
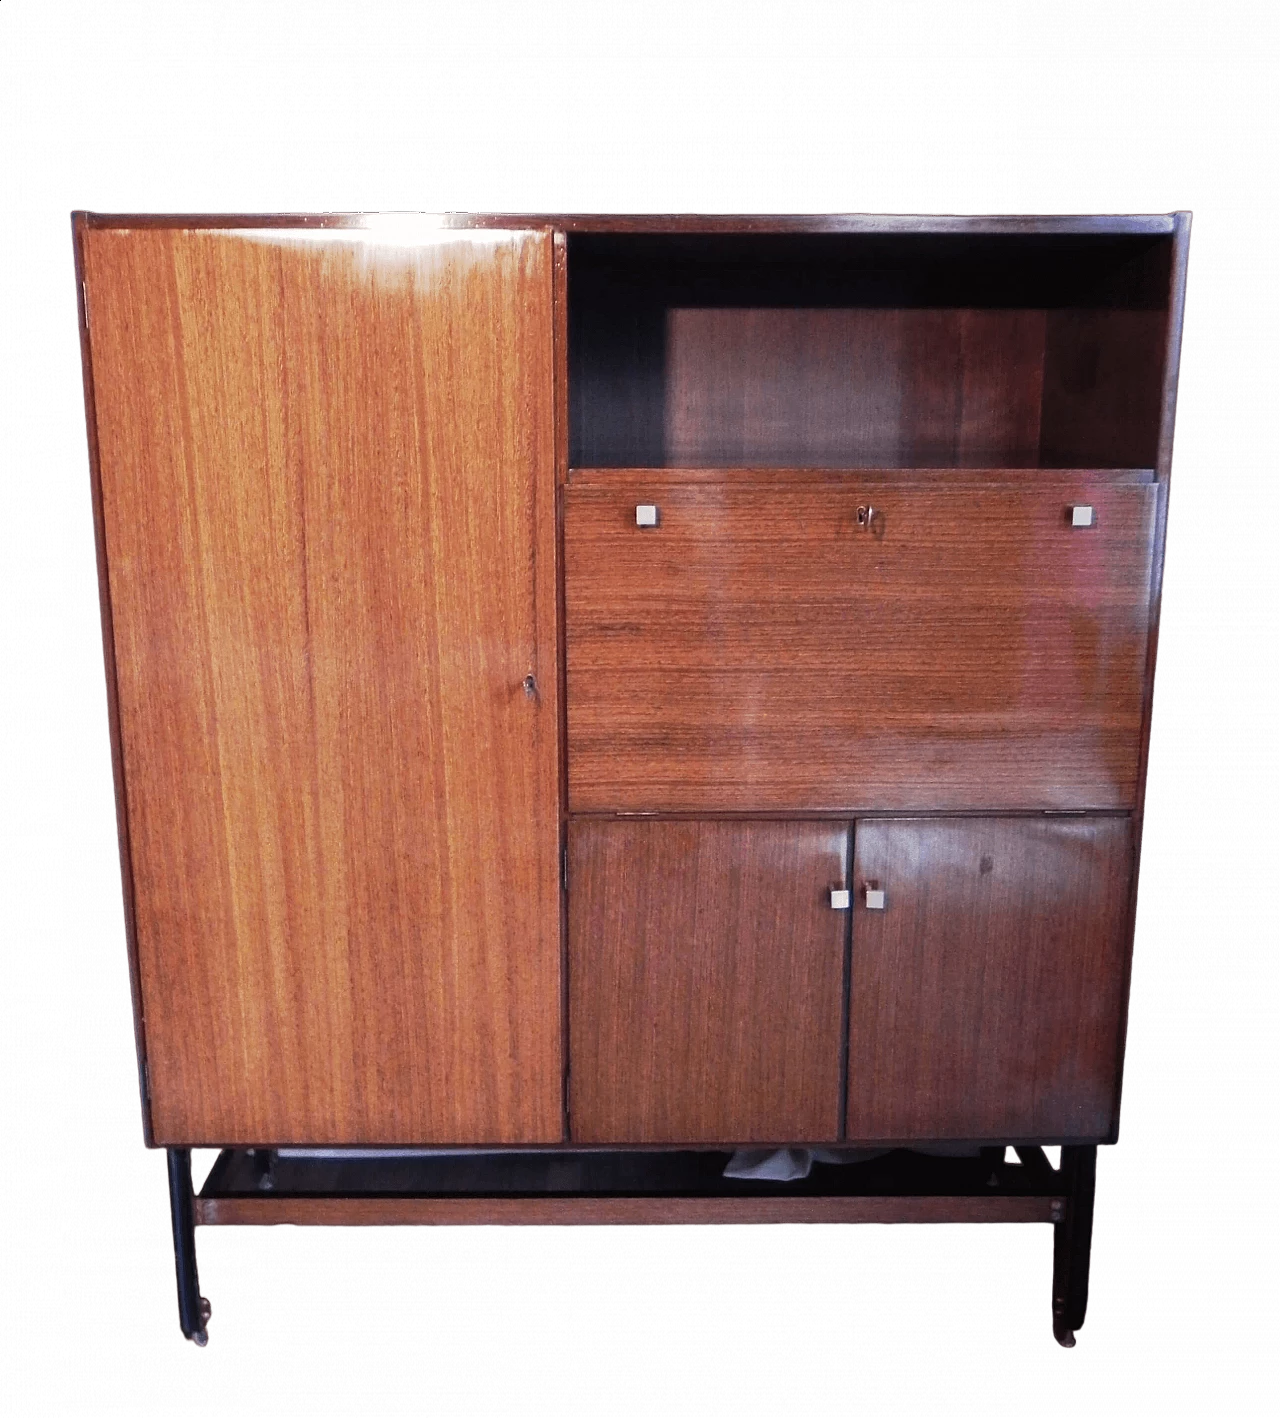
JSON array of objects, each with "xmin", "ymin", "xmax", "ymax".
[
  {"xmin": 864, "ymin": 886, "xmax": 886, "ymax": 910},
  {"xmin": 1070, "ymin": 504, "xmax": 1095, "ymax": 528},
  {"xmin": 830, "ymin": 889, "xmax": 851, "ymax": 910},
  {"xmin": 635, "ymin": 504, "xmax": 659, "ymax": 528}
]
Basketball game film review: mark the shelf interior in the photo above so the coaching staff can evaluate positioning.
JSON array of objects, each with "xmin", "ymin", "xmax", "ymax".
[{"xmin": 568, "ymin": 232, "xmax": 1174, "ymax": 473}]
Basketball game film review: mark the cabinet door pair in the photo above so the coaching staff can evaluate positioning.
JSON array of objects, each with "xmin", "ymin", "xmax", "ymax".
[{"xmin": 568, "ymin": 816, "xmax": 1133, "ymax": 1144}]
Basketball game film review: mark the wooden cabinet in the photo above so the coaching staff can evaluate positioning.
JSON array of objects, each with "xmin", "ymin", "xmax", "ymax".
[
  {"xmin": 568, "ymin": 819, "xmax": 849, "ymax": 1143},
  {"xmin": 846, "ymin": 816, "xmax": 1134, "ymax": 1141},
  {"xmin": 76, "ymin": 212, "xmax": 1188, "ymax": 1344}
]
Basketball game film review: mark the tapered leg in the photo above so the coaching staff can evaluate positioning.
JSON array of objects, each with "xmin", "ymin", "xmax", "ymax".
[
  {"xmin": 1051, "ymin": 1144, "xmax": 1097, "ymax": 1347},
  {"xmin": 166, "ymin": 1148, "xmax": 211, "ymax": 1346}
]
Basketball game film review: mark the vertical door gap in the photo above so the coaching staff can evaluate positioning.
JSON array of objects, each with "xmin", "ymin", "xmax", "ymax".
[{"xmin": 836, "ymin": 821, "xmax": 856, "ymax": 1141}]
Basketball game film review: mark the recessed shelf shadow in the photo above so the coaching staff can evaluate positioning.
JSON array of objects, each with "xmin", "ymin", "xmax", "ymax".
[{"xmin": 568, "ymin": 232, "xmax": 1174, "ymax": 472}]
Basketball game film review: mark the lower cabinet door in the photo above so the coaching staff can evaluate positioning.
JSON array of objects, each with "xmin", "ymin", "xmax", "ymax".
[
  {"xmin": 569, "ymin": 819, "xmax": 850, "ymax": 1143},
  {"xmin": 846, "ymin": 815, "xmax": 1134, "ymax": 1141}
]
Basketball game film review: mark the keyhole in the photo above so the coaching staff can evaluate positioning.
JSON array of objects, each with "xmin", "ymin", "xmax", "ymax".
[{"xmin": 523, "ymin": 674, "xmax": 537, "ymax": 699}]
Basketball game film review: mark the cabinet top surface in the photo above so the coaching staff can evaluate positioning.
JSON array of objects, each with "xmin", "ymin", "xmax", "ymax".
[{"xmin": 74, "ymin": 212, "xmax": 1188, "ymax": 236}]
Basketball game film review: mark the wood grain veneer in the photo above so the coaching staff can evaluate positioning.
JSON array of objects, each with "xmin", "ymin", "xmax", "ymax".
[
  {"xmin": 568, "ymin": 819, "xmax": 849, "ymax": 1142},
  {"xmin": 1040, "ymin": 310, "xmax": 1169, "ymax": 469},
  {"xmin": 664, "ymin": 308, "xmax": 1047, "ymax": 468},
  {"xmin": 565, "ymin": 477, "xmax": 1157, "ymax": 813},
  {"xmin": 846, "ymin": 816, "xmax": 1134, "ymax": 1140},
  {"xmin": 81, "ymin": 225, "xmax": 561, "ymax": 1145}
]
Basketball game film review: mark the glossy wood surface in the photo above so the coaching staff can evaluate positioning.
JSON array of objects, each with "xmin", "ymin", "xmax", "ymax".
[
  {"xmin": 82, "ymin": 226, "xmax": 561, "ymax": 1145},
  {"xmin": 665, "ymin": 308, "xmax": 1047, "ymax": 467},
  {"xmin": 566, "ymin": 478, "xmax": 1157, "ymax": 813},
  {"xmin": 73, "ymin": 218, "xmax": 154, "ymax": 1139},
  {"xmin": 568, "ymin": 820, "xmax": 848, "ymax": 1142},
  {"xmin": 196, "ymin": 1194, "xmax": 1057, "ymax": 1225},
  {"xmin": 846, "ymin": 816, "xmax": 1133, "ymax": 1140},
  {"xmin": 1040, "ymin": 311, "xmax": 1168, "ymax": 470}
]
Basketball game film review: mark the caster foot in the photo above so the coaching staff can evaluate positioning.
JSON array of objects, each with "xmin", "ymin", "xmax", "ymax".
[
  {"xmin": 1053, "ymin": 1317, "xmax": 1076, "ymax": 1347},
  {"xmin": 186, "ymin": 1294, "xmax": 212, "ymax": 1343}
]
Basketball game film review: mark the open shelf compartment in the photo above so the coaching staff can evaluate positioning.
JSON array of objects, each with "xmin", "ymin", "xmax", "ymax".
[{"xmin": 568, "ymin": 231, "xmax": 1175, "ymax": 473}]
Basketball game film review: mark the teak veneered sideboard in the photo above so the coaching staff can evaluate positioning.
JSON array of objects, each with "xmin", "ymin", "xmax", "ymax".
[{"xmin": 74, "ymin": 211, "xmax": 1190, "ymax": 1346}]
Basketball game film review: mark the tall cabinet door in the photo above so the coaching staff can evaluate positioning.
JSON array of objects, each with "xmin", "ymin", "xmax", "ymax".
[
  {"xmin": 82, "ymin": 224, "xmax": 561, "ymax": 1145},
  {"xmin": 846, "ymin": 816, "xmax": 1133, "ymax": 1142},
  {"xmin": 569, "ymin": 819, "xmax": 849, "ymax": 1143}
]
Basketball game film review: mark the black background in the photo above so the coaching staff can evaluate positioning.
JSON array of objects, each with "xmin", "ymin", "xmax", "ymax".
[{"xmin": 67, "ymin": 209, "xmax": 1190, "ymax": 1372}]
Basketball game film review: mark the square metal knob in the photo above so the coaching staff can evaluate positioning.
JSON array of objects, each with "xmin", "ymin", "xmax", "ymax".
[
  {"xmin": 864, "ymin": 887, "xmax": 886, "ymax": 910},
  {"xmin": 830, "ymin": 889, "xmax": 851, "ymax": 910},
  {"xmin": 635, "ymin": 504, "xmax": 659, "ymax": 528},
  {"xmin": 1070, "ymin": 504, "xmax": 1095, "ymax": 528}
]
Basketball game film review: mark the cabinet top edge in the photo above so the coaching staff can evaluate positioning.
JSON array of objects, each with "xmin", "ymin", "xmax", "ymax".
[{"xmin": 72, "ymin": 211, "xmax": 1188, "ymax": 236}]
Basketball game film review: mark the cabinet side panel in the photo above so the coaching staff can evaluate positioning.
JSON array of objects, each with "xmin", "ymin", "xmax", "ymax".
[
  {"xmin": 847, "ymin": 816, "xmax": 1133, "ymax": 1140},
  {"xmin": 74, "ymin": 214, "xmax": 154, "ymax": 1140},
  {"xmin": 1109, "ymin": 214, "xmax": 1191, "ymax": 1138},
  {"xmin": 83, "ymin": 226, "xmax": 560, "ymax": 1144}
]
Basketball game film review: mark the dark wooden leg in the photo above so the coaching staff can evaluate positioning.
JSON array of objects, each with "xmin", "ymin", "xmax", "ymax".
[
  {"xmin": 1051, "ymin": 1144, "xmax": 1097, "ymax": 1347},
  {"xmin": 167, "ymin": 1147, "xmax": 211, "ymax": 1346}
]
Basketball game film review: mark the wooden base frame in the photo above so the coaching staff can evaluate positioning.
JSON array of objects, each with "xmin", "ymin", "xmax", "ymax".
[{"xmin": 167, "ymin": 1143, "xmax": 1098, "ymax": 1346}]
